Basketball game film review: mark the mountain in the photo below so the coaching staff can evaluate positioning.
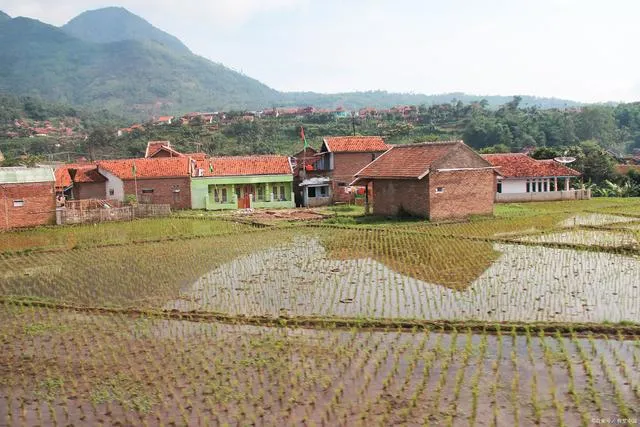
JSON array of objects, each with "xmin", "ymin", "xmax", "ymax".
[
  {"xmin": 280, "ymin": 91, "xmax": 581, "ymax": 110},
  {"xmin": 0, "ymin": 11, "xmax": 10, "ymax": 22},
  {"xmin": 0, "ymin": 14, "xmax": 280, "ymax": 116},
  {"xmin": 62, "ymin": 7, "xmax": 190, "ymax": 53},
  {"xmin": 0, "ymin": 7, "xmax": 584, "ymax": 117}
]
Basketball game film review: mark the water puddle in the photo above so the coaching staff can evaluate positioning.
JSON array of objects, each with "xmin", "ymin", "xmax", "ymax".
[
  {"xmin": 518, "ymin": 229, "xmax": 638, "ymax": 248},
  {"xmin": 559, "ymin": 213, "xmax": 636, "ymax": 227},
  {"xmin": 166, "ymin": 236, "xmax": 640, "ymax": 323}
]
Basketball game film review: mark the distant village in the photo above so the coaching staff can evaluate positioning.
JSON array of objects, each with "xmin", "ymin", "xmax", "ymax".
[
  {"xmin": 1, "ymin": 132, "xmax": 593, "ymax": 229},
  {"xmin": 114, "ymin": 105, "xmax": 428, "ymax": 137}
]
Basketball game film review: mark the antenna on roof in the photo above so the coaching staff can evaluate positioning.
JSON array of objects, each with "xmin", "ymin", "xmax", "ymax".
[{"xmin": 553, "ymin": 151, "xmax": 576, "ymax": 164}]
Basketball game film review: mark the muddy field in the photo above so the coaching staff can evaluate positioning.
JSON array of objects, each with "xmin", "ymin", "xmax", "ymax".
[
  {"xmin": 1, "ymin": 307, "xmax": 639, "ymax": 426},
  {"xmin": 1, "ymin": 199, "xmax": 640, "ymax": 425}
]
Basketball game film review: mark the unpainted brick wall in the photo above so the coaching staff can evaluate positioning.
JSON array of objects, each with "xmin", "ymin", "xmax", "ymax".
[
  {"xmin": 0, "ymin": 182, "xmax": 56, "ymax": 229},
  {"xmin": 123, "ymin": 177, "xmax": 191, "ymax": 209},
  {"xmin": 428, "ymin": 170, "xmax": 495, "ymax": 220},
  {"xmin": 73, "ymin": 182, "xmax": 106, "ymax": 200},
  {"xmin": 372, "ymin": 179, "xmax": 429, "ymax": 217}
]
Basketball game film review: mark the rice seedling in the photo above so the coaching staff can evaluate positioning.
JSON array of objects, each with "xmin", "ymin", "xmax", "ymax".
[{"xmin": 1, "ymin": 200, "xmax": 639, "ymax": 424}]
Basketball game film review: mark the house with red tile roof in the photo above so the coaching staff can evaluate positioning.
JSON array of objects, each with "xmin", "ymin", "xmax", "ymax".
[
  {"xmin": 298, "ymin": 136, "xmax": 390, "ymax": 206},
  {"xmin": 154, "ymin": 116, "xmax": 174, "ymax": 125},
  {"xmin": 97, "ymin": 157, "xmax": 192, "ymax": 209},
  {"xmin": 145, "ymin": 141, "xmax": 185, "ymax": 158},
  {"xmin": 55, "ymin": 164, "xmax": 107, "ymax": 200},
  {"xmin": 190, "ymin": 155, "xmax": 294, "ymax": 210},
  {"xmin": 1, "ymin": 167, "xmax": 56, "ymax": 229},
  {"xmin": 352, "ymin": 141, "xmax": 497, "ymax": 220},
  {"xmin": 481, "ymin": 153, "xmax": 588, "ymax": 202}
]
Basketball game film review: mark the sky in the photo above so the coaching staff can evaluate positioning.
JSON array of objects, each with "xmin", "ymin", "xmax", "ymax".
[{"xmin": 2, "ymin": 0, "xmax": 640, "ymax": 103}]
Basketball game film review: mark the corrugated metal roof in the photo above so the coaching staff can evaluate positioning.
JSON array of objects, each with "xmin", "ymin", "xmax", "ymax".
[{"xmin": 0, "ymin": 167, "xmax": 55, "ymax": 184}]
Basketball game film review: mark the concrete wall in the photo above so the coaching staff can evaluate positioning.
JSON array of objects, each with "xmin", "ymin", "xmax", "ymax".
[
  {"xmin": 99, "ymin": 168, "xmax": 125, "ymax": 202},
  {"xmin": 192, "ymin": 175, "xmax": 295, "ymax": 210},
  {"xmin": 501, "ymin": 179, "xmax": 527, "ymax": 193},
  {"xmin": 0, "ymin": 182, "xmax": 56, "ymax": 229},
  {"xmin": 428, "ymin": 170, "xmax": 495, "ymax": 221},
  {"xmin": 495, "ymin": 189, "xmax": 591, "ymax": 203},
  {"xmin": 372, "ymin": 179, "xmax": 429, "ymax": 217},
  {"xmin": 123, "ymin": 177, "xmax": 191, "ymax": 210}
]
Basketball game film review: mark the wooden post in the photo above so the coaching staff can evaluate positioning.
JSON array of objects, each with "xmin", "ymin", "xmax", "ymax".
[{"xmin": 364, "ymin": 182, "xmax": 370, "ymax": 215}]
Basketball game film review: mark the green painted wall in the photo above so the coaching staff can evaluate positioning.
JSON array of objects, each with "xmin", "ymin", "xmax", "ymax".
[{"xmin": 191, "ymin": 174, "xmax": 295, "ymax": 210}]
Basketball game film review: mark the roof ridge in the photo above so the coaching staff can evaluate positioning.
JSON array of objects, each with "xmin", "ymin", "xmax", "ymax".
[{"xmin": 390, "ymin": 140, "xmax": 463, "ymax": 149}]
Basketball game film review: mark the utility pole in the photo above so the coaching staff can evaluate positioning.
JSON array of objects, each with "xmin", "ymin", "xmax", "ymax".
[{"xmin": 351, "ymin": 112, "xmax": 356, "ymax": 136}]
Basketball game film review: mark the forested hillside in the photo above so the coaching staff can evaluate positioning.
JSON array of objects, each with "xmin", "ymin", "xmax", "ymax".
[
  {"xmin": 62, "ymin": 7, "xmax": 190, "ymax": 53},
  {"xmin": 0, "ymin": 7, "xmax": 585, "ymax": 118}
]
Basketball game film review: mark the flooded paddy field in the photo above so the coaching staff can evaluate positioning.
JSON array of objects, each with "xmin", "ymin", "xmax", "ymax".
[
  {"xmin": 0, "ymin": 211, "xmax": 639, "ymax": 324},
  {"xmin": 1, "ymin": 200, "xmax": 640, "ymax": 424},
  {"xmin": 0, "ymin": 306, "xmax": 638, "ymax": 426}
]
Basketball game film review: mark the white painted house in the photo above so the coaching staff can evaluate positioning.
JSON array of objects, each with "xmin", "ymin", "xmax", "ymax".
[{"xmin": 482, "ymin": 153, "xmax": 589, "ymax": 202}]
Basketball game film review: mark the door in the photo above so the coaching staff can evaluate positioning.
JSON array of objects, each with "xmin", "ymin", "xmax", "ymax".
[{"xmin": 237, "ymin": 185, "xmax": 254, "ymax": 209}]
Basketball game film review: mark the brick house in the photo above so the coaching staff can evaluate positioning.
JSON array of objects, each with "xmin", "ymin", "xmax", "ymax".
[
  {"xmin": 145, "ymin": 141, "xmax": 185, "ymax": 158},
  {"xmin": 0, "ymin": 167, "xmax": 56, "ymax": 229},
  {"xmin": 55, "ymin": 164, "xmax": 107, "ymax": 200},
  {"xmin": 301, "ymin": 136, "xmax": 389, "ymax": 206},
  {"xmin": 97, "ymin": 157, "xmax": 192, "ymax": 209},
  {"xmin": 351, "ymin": 141, "xmax": 497, "ymax": 220},
  {"xmin": 481, "ymin": 153, "xmax": 587, "ymax": 202}
]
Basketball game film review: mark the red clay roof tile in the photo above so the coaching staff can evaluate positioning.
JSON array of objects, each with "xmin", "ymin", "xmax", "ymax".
[
  {"xmin": 54, "ymin": 164, "xmax": 104, "ymax": 189},
  {"xmin": 323, "ymin": 136, "xmax": 388, "ymax": 153},
  {"xmin": 482, "ymin": 154, "xmax": 580, "ymax": 178},
  {"xmin": 354, "ymin": 141, "xmax": 464, "ymax": 179},
  {"xmin": 195, "ymin": 155, "xmax": 292, "ymax": 177},
  {"xmin": 98, "ymin": 157, "xmax": 191, "ymax": 180}
]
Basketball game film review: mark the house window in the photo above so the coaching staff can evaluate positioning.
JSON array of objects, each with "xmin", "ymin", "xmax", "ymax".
[
  {"xmin": 257, "ymin": 185, "xmax": 264, "ymax": 201},
  {"xmin": 13, "ymin": 199, "xmax": 24, "ymax": 207},
  {"xmin": 538, "ymin": 181, "xmax": 543, "ymax": 192},
  {"xmin": 221, "ymin": 188, "xmax": 228, "ymax": 203},
  {"xmin": 108, "ymin": 188, "xmax": 115, "ymax": 196},
  {"xmin": 213, "ymin": 188, "xmax": 220, "ymax": 203},
  {"xmin": 338, "ymin": 182, "xmax": 346, "ymax": 187},
  {"xmin": 435, "ymin": 187, "xmax": 444, "ymax": 194},
  {"xmin": 308, "ymin": 187, "xmax": 317, "ymax": 198},
  {"xmin": 526, "ymin": 180, "xmax": 530, "ymax": 193},
  {"xmin": 371, "ymin": 153, "xmax": 376, "ymax": 161},
  {"xmin": 172, "ymin": 189, "xmax": 181, "ymax": 203},
  {"xmin": 497, "ymin": 182, "xmax": 502, "ymax": 194},
  {"xmin": 141, "ymin": 188, "xmax": 154, "ymax": 203},
  {"xmin": 543, "ymin": 181, "xmax": 548, "ymax": 192},
  {"xmin": 279, "ymin": 185, "xmax": 286, "ymax": 201},
  {"xmin": 319, "ymin": 186, "xmax": 328, "ymax": 197}
]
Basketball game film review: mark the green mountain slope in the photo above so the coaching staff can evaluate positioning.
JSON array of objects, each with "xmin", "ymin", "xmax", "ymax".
[
  {"xmin": 0, "ymin": 7, "xmax": 585, "ymax": 116},
  {"xmin": 62, "ymin": 7, "xmax": 190, "ymax": 53},
  {"xmin": 0, "ymin": 16, "xmax": 280, "ymax": 117},
  {"xmin": 281, "ymin": 91, "xmax": 581, "ymax": 110}
]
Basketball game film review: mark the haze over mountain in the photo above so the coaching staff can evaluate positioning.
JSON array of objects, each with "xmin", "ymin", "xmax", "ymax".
[
  {"xmin": 62, "ymin": 7, "xmax": 190, "ymax": 54},
  {"xmin": 0, "ymin": 7, "xmax": 583, "ymax": 118}
]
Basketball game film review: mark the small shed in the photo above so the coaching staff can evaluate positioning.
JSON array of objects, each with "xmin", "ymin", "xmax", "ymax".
[
  {"xmin": 0, "ymin": 167, "xmax": 56, "ymax": 229},
  {"xmin": 351, "ymin": 141, "xmax": 497, "ymax": 220}
]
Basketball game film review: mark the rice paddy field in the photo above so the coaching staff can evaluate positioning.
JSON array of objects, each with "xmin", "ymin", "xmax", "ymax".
[{"xmin": 1, "ymin": 198, "xmax": 640, "ymax": 426}]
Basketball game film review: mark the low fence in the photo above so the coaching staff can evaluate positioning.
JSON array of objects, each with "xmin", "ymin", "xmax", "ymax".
[
  {"xmin": 495, "ymin": 189, "xmax": 591, "ymax": 203},
  {"xmin": 56, "ymin": 203, "xmax": 171, "ymax": 225}
]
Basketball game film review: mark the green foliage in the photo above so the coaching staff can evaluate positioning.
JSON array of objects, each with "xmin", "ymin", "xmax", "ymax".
[{"xmin": 62, "ymin": 7, "xmax": 190, "ymax": 53}]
